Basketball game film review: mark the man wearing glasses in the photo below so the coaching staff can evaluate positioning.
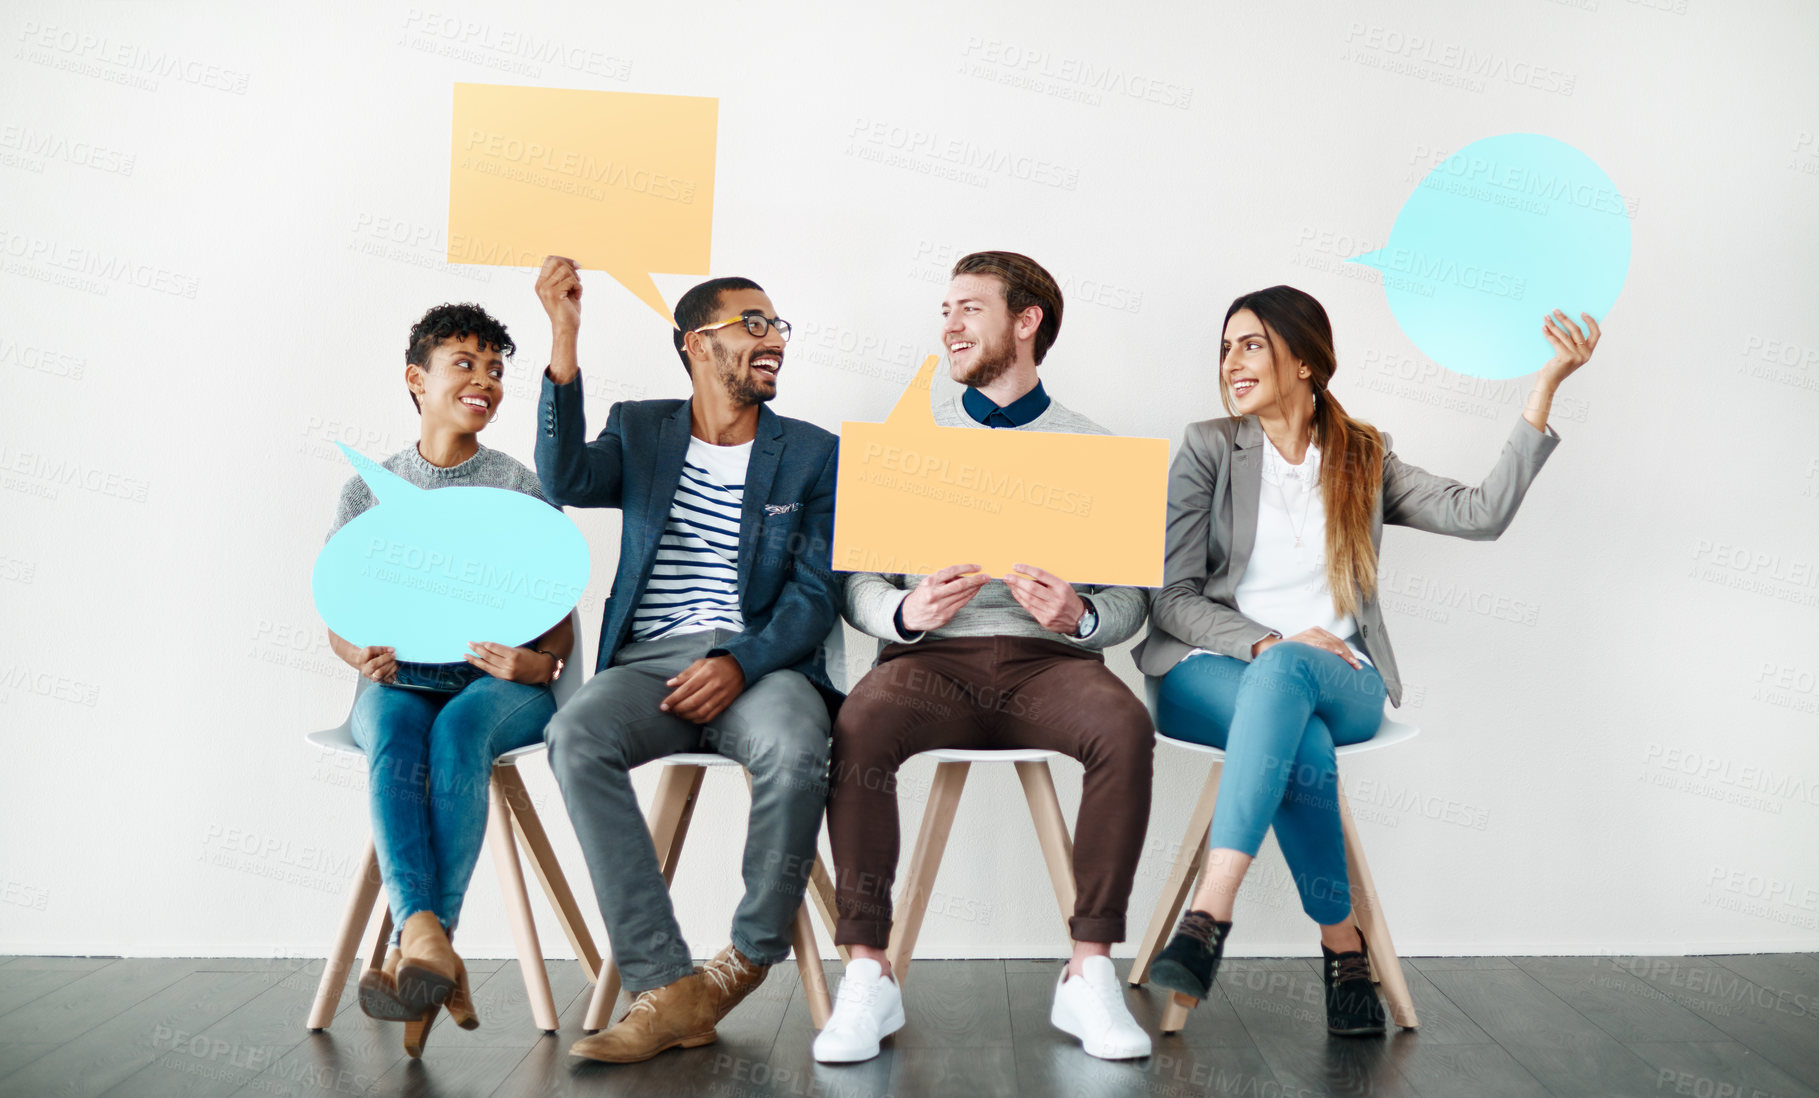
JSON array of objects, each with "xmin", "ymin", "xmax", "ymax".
[{"xmin": 532, "ymin": 258, "xmax": 842, "ymax": 1064}]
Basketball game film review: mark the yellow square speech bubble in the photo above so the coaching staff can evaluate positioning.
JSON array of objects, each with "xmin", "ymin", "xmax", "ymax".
[
  {"xmin": 833, "ymin": 357, "xmax": 1169, "ymax": 586},
  {"xmin": 447, "ymin": 83, "xmax": 717, "ymax": 322}
]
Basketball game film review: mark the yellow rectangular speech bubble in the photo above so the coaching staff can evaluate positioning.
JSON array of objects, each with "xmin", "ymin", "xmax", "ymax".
[
  {"xmin": 447, "ymin": 83, "xmax": 717, "ymax": 322},
  {"xmin": 833, "ymin": 357, "xmax": 1169, "ymax": 586}
]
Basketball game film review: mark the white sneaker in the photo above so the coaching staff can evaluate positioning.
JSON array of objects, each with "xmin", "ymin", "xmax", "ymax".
[
  {"xmin": 812, "ymin": 959, "xmax": 905, "ymax": 1063},
  {"xmin": 1050, "ymin": 955, "xmax": 1153, "ymax": 1060}
]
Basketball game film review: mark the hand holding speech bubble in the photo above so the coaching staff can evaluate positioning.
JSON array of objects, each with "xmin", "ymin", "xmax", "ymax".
[
  {"xmin": 832, "ymin": 357, "xmax": 1169, "ymax": 586},
  {"xmin": 447, "ymin": 83, "xmax": 717, "ymax": 322},
  {"xmin": 1349, "ymin": 133, "xmax": 1630, "ymax": 380},
  {"xmin": 312, "ymin": 444, "xmax": 590, "ymax": 663}
]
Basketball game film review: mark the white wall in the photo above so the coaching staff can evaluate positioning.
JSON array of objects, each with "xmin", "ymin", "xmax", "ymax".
[{"xmin": 3, "ymin": 0, "xmax": 1817, "ymax": 961}]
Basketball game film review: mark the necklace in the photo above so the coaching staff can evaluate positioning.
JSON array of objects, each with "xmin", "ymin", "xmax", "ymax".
[{"xmin": 1267, "ymin": 438, "xmax": 1316, "ymax": 549}]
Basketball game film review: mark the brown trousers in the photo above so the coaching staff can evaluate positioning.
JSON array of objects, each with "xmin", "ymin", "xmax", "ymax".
[{"xmin": 827, "ymin": 635, "xmax": 1154, "ymax": 947}]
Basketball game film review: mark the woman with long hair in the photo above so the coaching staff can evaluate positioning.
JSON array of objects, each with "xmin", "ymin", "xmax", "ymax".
[{"xmin": 1132, "ymin": 285, "xmax": 1598, "ymax": 1034}]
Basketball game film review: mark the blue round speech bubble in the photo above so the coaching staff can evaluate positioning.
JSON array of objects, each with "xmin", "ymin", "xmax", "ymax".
[
  {"xmin": 312, "ymin": 444, "xmax": 590, "ymax": 663},
  {"xmin": 1348, "ymin": 133, "xmax": 1630, "ymax": 380}
]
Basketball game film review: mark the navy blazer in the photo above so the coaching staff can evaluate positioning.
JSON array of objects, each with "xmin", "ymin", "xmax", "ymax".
[{"xmin": 534, "ymin": 372, "xmax": 843, "ymax": 705}]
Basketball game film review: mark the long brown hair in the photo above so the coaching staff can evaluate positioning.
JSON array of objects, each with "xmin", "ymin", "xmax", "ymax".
[{"xmin": 1218, "ymin": 286, "xmax": 1383, "ymax": 617}]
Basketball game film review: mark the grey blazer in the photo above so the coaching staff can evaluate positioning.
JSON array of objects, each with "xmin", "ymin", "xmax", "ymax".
[{"xmin": 1130, "ymin": 413, "xmax": 1561, "ymax": 707}]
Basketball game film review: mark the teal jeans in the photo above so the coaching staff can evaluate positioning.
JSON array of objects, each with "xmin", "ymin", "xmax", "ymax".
[
  {"xmin": 1152, "ymin": 641, "xmax": 1385, "ymax": 925},
  {"xmin": 350, "ymin": 674, "xmax": 555, "ymax": 944}
]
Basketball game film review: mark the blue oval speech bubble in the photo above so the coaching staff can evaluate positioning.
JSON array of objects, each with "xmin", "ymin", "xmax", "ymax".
[
  {"xmin": 1348, "ymin": 133, "xmax": 1631, "ymax": 380},
  {"xmin": 311, "ymin": 443, "xmax": 590, "ymax": 663}
]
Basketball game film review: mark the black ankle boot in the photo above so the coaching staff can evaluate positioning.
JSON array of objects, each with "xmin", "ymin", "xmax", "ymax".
[
  {"xmin": 1149, "ymin": 911, "xmax": 1231, "ymax": 1001},
  {"xmin": 1322, "ymin": 932, "xmax": 1386, "ymax": 1036}
]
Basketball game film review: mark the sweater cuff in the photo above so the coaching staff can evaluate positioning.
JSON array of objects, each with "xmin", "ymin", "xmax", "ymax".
[{"xmin": 891, "ymin": 596, "xmax": 927, "ymax": 644}]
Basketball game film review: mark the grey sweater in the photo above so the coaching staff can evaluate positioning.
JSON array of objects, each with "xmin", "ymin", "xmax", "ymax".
[
  {"xmin": 843, "ymin": 389, "xmax": 1150, "ymax": 651},
  {"xmin": 326, "ymin": 442, "xmax": 548, "ymax": 541}
]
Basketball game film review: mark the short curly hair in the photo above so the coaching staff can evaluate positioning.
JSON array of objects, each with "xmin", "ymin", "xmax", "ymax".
[{"xmin": 404, "ymin": 303, "xmax": 516, "ymax": 412}]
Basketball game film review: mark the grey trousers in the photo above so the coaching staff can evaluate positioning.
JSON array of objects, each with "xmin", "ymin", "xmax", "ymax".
[{"xmin": 545, "ymin": 630, "xmax": 831, "ymax": 992}]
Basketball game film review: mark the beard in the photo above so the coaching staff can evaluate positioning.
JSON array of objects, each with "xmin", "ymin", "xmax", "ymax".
[
  {"xmin": 710, "ymin": 339, "xmax": 776, "ymax": 407},
  {"xmin": 950, "ymin": 321, "xmax": 1015, "ymax": 389}
]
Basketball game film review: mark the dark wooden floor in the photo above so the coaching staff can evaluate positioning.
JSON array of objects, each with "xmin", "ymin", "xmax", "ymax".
[{"xmin": 2, "ymin": 952, "xmax": 1817, "ymax": 1097}]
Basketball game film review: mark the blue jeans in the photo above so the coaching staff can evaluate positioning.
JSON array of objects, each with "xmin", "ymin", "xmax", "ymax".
[
  {"xmin": 351, "ymin": 674, "xmax": 555, "ymax": 945},
  {"xmin": 1152, "ymin": 642, "xmax": 1386, "ymax": 925}
]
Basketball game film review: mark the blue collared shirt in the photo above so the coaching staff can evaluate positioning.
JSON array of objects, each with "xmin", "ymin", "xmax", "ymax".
[{"xmin": 961, "ymin": 381, "xmax": 1052, "ymax": 428}]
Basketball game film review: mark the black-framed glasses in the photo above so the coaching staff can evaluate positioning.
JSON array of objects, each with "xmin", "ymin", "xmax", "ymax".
[{"xmin": 692, "ymin": 311, "xmax": 792, "ymax": 342}]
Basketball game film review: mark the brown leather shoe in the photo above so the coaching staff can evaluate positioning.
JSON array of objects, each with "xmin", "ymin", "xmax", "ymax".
[
  {"xmin": 358, "ymin": 947, "xmax": 420, "ymax": 1021},
  {"xmin": 396, "ymin": 911, "xmax": 459, "ymax": 1013},
  {"xmin": 569, "ymin": 972, "xmax": 718, "ymax": 1063},
  {"xmin": 699, "ymin": 944, "xmax": 770, "ymax": 1024}
]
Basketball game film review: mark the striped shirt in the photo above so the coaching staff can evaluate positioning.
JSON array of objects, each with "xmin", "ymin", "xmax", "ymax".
[{"xmin": 629, "ymin": 437, "xmax": 751, "ymax": 643}]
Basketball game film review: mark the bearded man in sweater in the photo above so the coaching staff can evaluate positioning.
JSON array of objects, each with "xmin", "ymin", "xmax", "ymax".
[{"xmin": 813, "ymin": 251, "xmax": 1155, "ymax": 1065}]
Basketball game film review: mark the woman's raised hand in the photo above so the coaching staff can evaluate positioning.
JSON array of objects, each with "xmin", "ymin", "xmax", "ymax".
[{"xmin": 1539, "ymin": 310, "xmax": 1600, "ymax": 388}]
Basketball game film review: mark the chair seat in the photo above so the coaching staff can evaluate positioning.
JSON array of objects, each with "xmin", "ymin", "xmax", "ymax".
[
  {"xmin": 304, "ymin": 724, "xmax": 552, "ymax": 764},
  {"xmin": 1154, "ymin": 716, "xmax": 1419, "ymax": 759},
  {"xmin": 919, "ymin": 748, "xmax": 1061, "ymax": 763},
  {"xmin": 662, "ymin": 752, "xmax": 742, "ymax": 767}
]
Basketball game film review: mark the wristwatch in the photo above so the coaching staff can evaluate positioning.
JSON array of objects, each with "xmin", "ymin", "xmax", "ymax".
[{"xmin": 1071, "ymin": 596, "xmax": 1099, "ymax": 639}]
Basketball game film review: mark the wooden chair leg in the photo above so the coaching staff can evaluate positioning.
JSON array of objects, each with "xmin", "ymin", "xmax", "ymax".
[
  {"xmin": 884, "ymin": 761, "xmax": 971, "ymax": 983},
  {"xmin": 1013, "ymin": 760, "xmax": 1077, "ymax": 933},
  {"xmin": 1131, "ymin": 760, "xmax": 1223, "ymax": 987},
  {"xmin": 307, "ymin": 837, "xmax": 384, "ymax": 1030},
  {"xmin": 791, "ymin": 901, "xmax": 833, "ymax": 1029},
  {"xmin": 488, "ymin": 777, "xmax": 560, "ymax": 1033},
  {"xmin": 806, "ymin": 850, "xmax": 849, "ymax": 965},
  {"xmin": 494, "ymin": 762, "xmax": 602, "ymax": 985},
  {"xmin": 1336, "ymin": 778, "xmax": 1418, "ymax": 1029},
  {"xmin": 584, "ymin": 764, "xmax": 706, "ymax": 1032},
  {"xmin": 367, "ymin": 909, "xmax": 394, "ymax": 973}
]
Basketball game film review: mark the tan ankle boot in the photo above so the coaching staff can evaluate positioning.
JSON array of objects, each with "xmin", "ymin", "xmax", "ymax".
[
  {"xmin": 442, "ymin": 928, "xmax": 479, "ymax": 1031},
  {"xmin": 358, "ymin": 946, "xmax": 421, "ymax": 1021},
  {"xmin": 402, "ymin": 1003, "xmax": 440, "ymax": 1058},
  {"xmin": 699, "ymin": 945, "xmax": 770, "ymax": 1024},
  {"xmin": 568, "ymin": 971, "xmax": 718, "ymax": 1063},
  {"xmin": 396, "ymin": 911, "xmax": 459, "ymax": 1013}
]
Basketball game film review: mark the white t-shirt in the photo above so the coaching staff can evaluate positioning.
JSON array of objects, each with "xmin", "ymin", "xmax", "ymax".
[
  {"xmin": 1183, "ymin": 433, "xmax": 1371, "ymax": 667},
  {"xmin": 629, "ymin": 437, "xmax": 752, "ymax": 643}
]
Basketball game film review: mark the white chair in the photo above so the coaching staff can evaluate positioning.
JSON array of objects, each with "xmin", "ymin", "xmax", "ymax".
[
  {"xmin": 581, "ymin": 752, "xmax": 838, "ymax": 1031},
  {"xmin": 1128, "ymin": 678, "xmax": 1422, "ymax": 1033},
  {"xmin": 803, "ymin": 747, "xmax": 1078, "ymax": 985},
  {"xmin": 304, "ymin": 609, "xmax": 598, "ymax": 1033}
]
